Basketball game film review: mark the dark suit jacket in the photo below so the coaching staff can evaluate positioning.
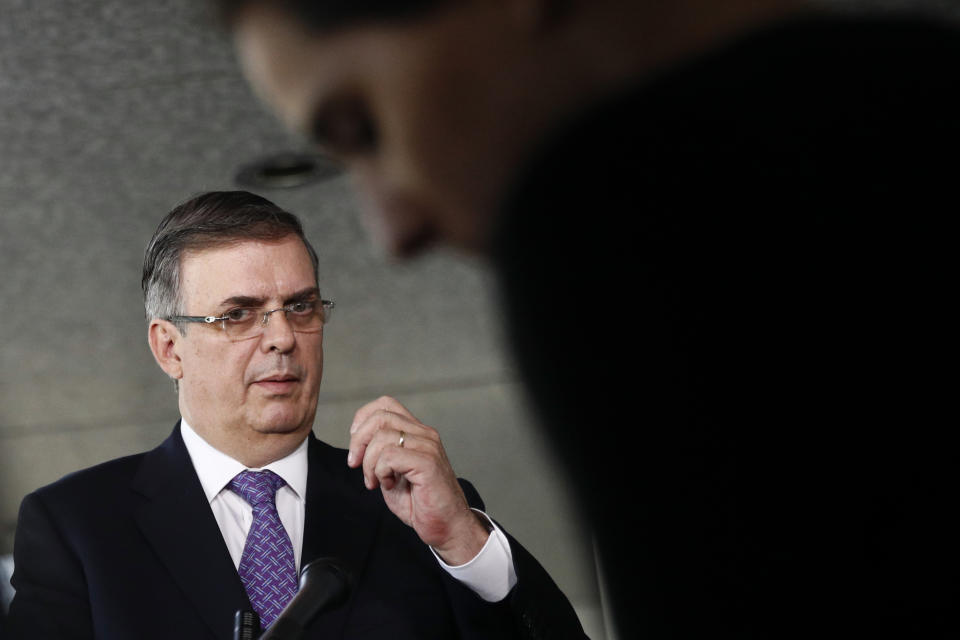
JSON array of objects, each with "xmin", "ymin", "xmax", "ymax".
[{"xmin": 8, "ymin": 425, "xmax": 586, "ymax": 639}]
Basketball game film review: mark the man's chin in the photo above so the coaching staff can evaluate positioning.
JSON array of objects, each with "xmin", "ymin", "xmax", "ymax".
[
  {"xmin": 251, "ymin": 407, "xmax": 314, "ymax": 436},
  {"xmin": 253, "ymin": 419, "xmax": 311, "ymax": 436},
  {"xmin": 250, "ymin": 397, "xmax": 316, "ymax": 434}
]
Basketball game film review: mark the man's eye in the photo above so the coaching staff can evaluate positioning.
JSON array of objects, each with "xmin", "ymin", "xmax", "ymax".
[
  {"xmin": 224, "ymin": 308, "xmax": 255, "ymax": 323},
  {"xmin": 287, "ymin": 301, "xmax": 315, "ymax": 315}
]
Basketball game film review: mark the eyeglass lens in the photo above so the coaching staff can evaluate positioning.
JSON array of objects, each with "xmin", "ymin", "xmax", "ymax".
[{"xmin": 222, "ymin": 303, "xmax": 330, "ymax": 340}]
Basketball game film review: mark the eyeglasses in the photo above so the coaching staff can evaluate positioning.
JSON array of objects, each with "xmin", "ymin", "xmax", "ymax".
[{"xmin": 168, "ymin": 299, "xmax": 334, "ymax": 341}]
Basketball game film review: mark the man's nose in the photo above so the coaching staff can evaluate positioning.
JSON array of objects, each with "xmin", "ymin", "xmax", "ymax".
[{"xmin": 260, "ymin": 309, "xmax": 296, "ymax": 353}]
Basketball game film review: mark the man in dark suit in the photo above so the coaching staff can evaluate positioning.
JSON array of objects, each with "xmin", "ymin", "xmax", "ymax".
[
  {"xmin": 7, "ymin": 191, "xmax": 586, "ymax": 639},
  {"xmin": 217, "ymin": 0, "xmax": 959, "ymax": 637}
]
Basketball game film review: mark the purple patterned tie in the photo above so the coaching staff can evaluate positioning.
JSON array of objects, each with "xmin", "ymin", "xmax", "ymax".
[{"xmin": 229, "ymin": 470, "xmax": 298, "ymax": 628}]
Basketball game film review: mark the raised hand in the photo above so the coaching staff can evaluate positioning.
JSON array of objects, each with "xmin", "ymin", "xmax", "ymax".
[{"xmin": 347, "ymin": 396, "xmax": 490, "ymax": 565}]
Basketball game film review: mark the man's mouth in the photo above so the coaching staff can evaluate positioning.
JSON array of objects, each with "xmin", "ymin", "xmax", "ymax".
[{"xmin": 252, "ymin": 374, "xmax": 300, "ymax": 393}]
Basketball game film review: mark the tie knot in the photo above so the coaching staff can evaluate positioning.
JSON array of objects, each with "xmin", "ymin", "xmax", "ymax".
[{"xmin": 229, "ymin": 470, "xmax": 286, "ymax": 507}]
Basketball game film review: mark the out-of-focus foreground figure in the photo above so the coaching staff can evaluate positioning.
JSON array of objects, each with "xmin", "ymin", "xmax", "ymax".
[{"xmin": 221, "ymin": 1, "xmax": 959, "ymax": 637}]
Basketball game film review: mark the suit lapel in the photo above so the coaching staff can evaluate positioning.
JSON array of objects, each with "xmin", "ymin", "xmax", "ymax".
[
  {"xmin": 132, "ymin": 424, "xmax": 249, "ymax": 640},
  {"xmin": 300, "ymin": 434, "xmax": 382, "ymax": 637}
]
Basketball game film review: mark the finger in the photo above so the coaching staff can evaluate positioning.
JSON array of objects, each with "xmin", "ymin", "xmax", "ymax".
[
  {"xmin": 349, "ymin": 401, "xmax": 436, "ymax": 470},
  {"xmin": 373, "ymin": 445, "xmax": 431, "ymax": 492},
  {"xmin": 348, "ymin": 407, "xmax": 421, "ymax": 470},
  {"xmin": 350, "ymin": 396, "xmax": 416, "ymax": 434},
  {"xmin": 362, "ymin": 427, "xmax": 433, "ymax": 489}
]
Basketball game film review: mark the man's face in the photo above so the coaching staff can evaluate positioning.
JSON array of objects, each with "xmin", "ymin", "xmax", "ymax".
[
  {"xmin": 233, "ymin": 2, "xmax": 543, "ymax": 258},
  {"xmin": 174, "ymin": 235, "xmax": 323, "ymax": 450}
]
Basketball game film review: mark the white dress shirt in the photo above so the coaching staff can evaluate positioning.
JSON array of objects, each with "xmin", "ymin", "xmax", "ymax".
[{"xmin": 180, "ymin": 420, "xmax": 517, "ymax": 602}]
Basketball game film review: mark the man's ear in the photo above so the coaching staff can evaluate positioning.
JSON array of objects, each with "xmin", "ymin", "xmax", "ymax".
[{"xmin": 148, "ymin": 319, "xmax": 184, "ymax": 381}]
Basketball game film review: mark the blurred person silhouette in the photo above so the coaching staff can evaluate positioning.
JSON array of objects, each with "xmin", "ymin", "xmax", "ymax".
[
  {"xmin": 217, "ymin": 1, "xmax": 959, "ymax": 637},
  {"xmin": 8, "ymin": 191, "xmax": 585, "ymax": 639}
]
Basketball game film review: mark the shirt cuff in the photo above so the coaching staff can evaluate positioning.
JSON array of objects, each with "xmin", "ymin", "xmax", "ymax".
[{"xmin": 430, "ymin": 509, "xmax": 518, "ymax": 602}]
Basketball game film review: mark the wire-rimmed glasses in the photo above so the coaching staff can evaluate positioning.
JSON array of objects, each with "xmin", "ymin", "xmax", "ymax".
[{"xmin": 168, "ymin": 299, "xmax": 334, "ymax": 341}]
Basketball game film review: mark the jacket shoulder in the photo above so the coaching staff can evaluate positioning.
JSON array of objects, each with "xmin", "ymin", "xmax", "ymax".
[{"xmin": 23, "ymin": 450, "xmax": 148, "ymax": 515}]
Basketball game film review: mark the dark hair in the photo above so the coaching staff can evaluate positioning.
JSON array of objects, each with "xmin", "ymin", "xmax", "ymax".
[
  {"xmin": 216, "ymin": 0, "xmax": 455, "ymax": 32},
  {"xmin": 142, "ymin": 190, "xmax": 320, "ymax": 324}
]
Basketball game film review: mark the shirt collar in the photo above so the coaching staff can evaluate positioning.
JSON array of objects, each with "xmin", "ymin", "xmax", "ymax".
[{"xmin": 180, "ymin": 418, "xmax": 309, "ymax": 503}]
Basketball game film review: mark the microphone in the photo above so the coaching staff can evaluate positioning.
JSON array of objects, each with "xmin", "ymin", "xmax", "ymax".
[
  {"xmin": 233, "ymin": 610, "xmax": 260, "ymax": 640},
  {"xmin": 258, "ymin": 558, "xmax": 352, "ymax": 640}
]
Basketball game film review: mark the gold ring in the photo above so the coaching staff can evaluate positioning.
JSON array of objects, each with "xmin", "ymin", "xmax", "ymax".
[{"xmin": 398, "ymin": 431, "xmax": 405, "ymax": 448}]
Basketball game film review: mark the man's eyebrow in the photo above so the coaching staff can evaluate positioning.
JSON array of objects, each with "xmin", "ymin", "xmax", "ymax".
[
  {"xmin": 218, "ymin": 295, "xmax": 264, "ymax": 309},
  {"xmin": 284, "ymin": 287, "xmax": 321, "ymax": 304},
  {"xmin": 217, "ymin": 287, "xmax": 320, "ymax": 309}
]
